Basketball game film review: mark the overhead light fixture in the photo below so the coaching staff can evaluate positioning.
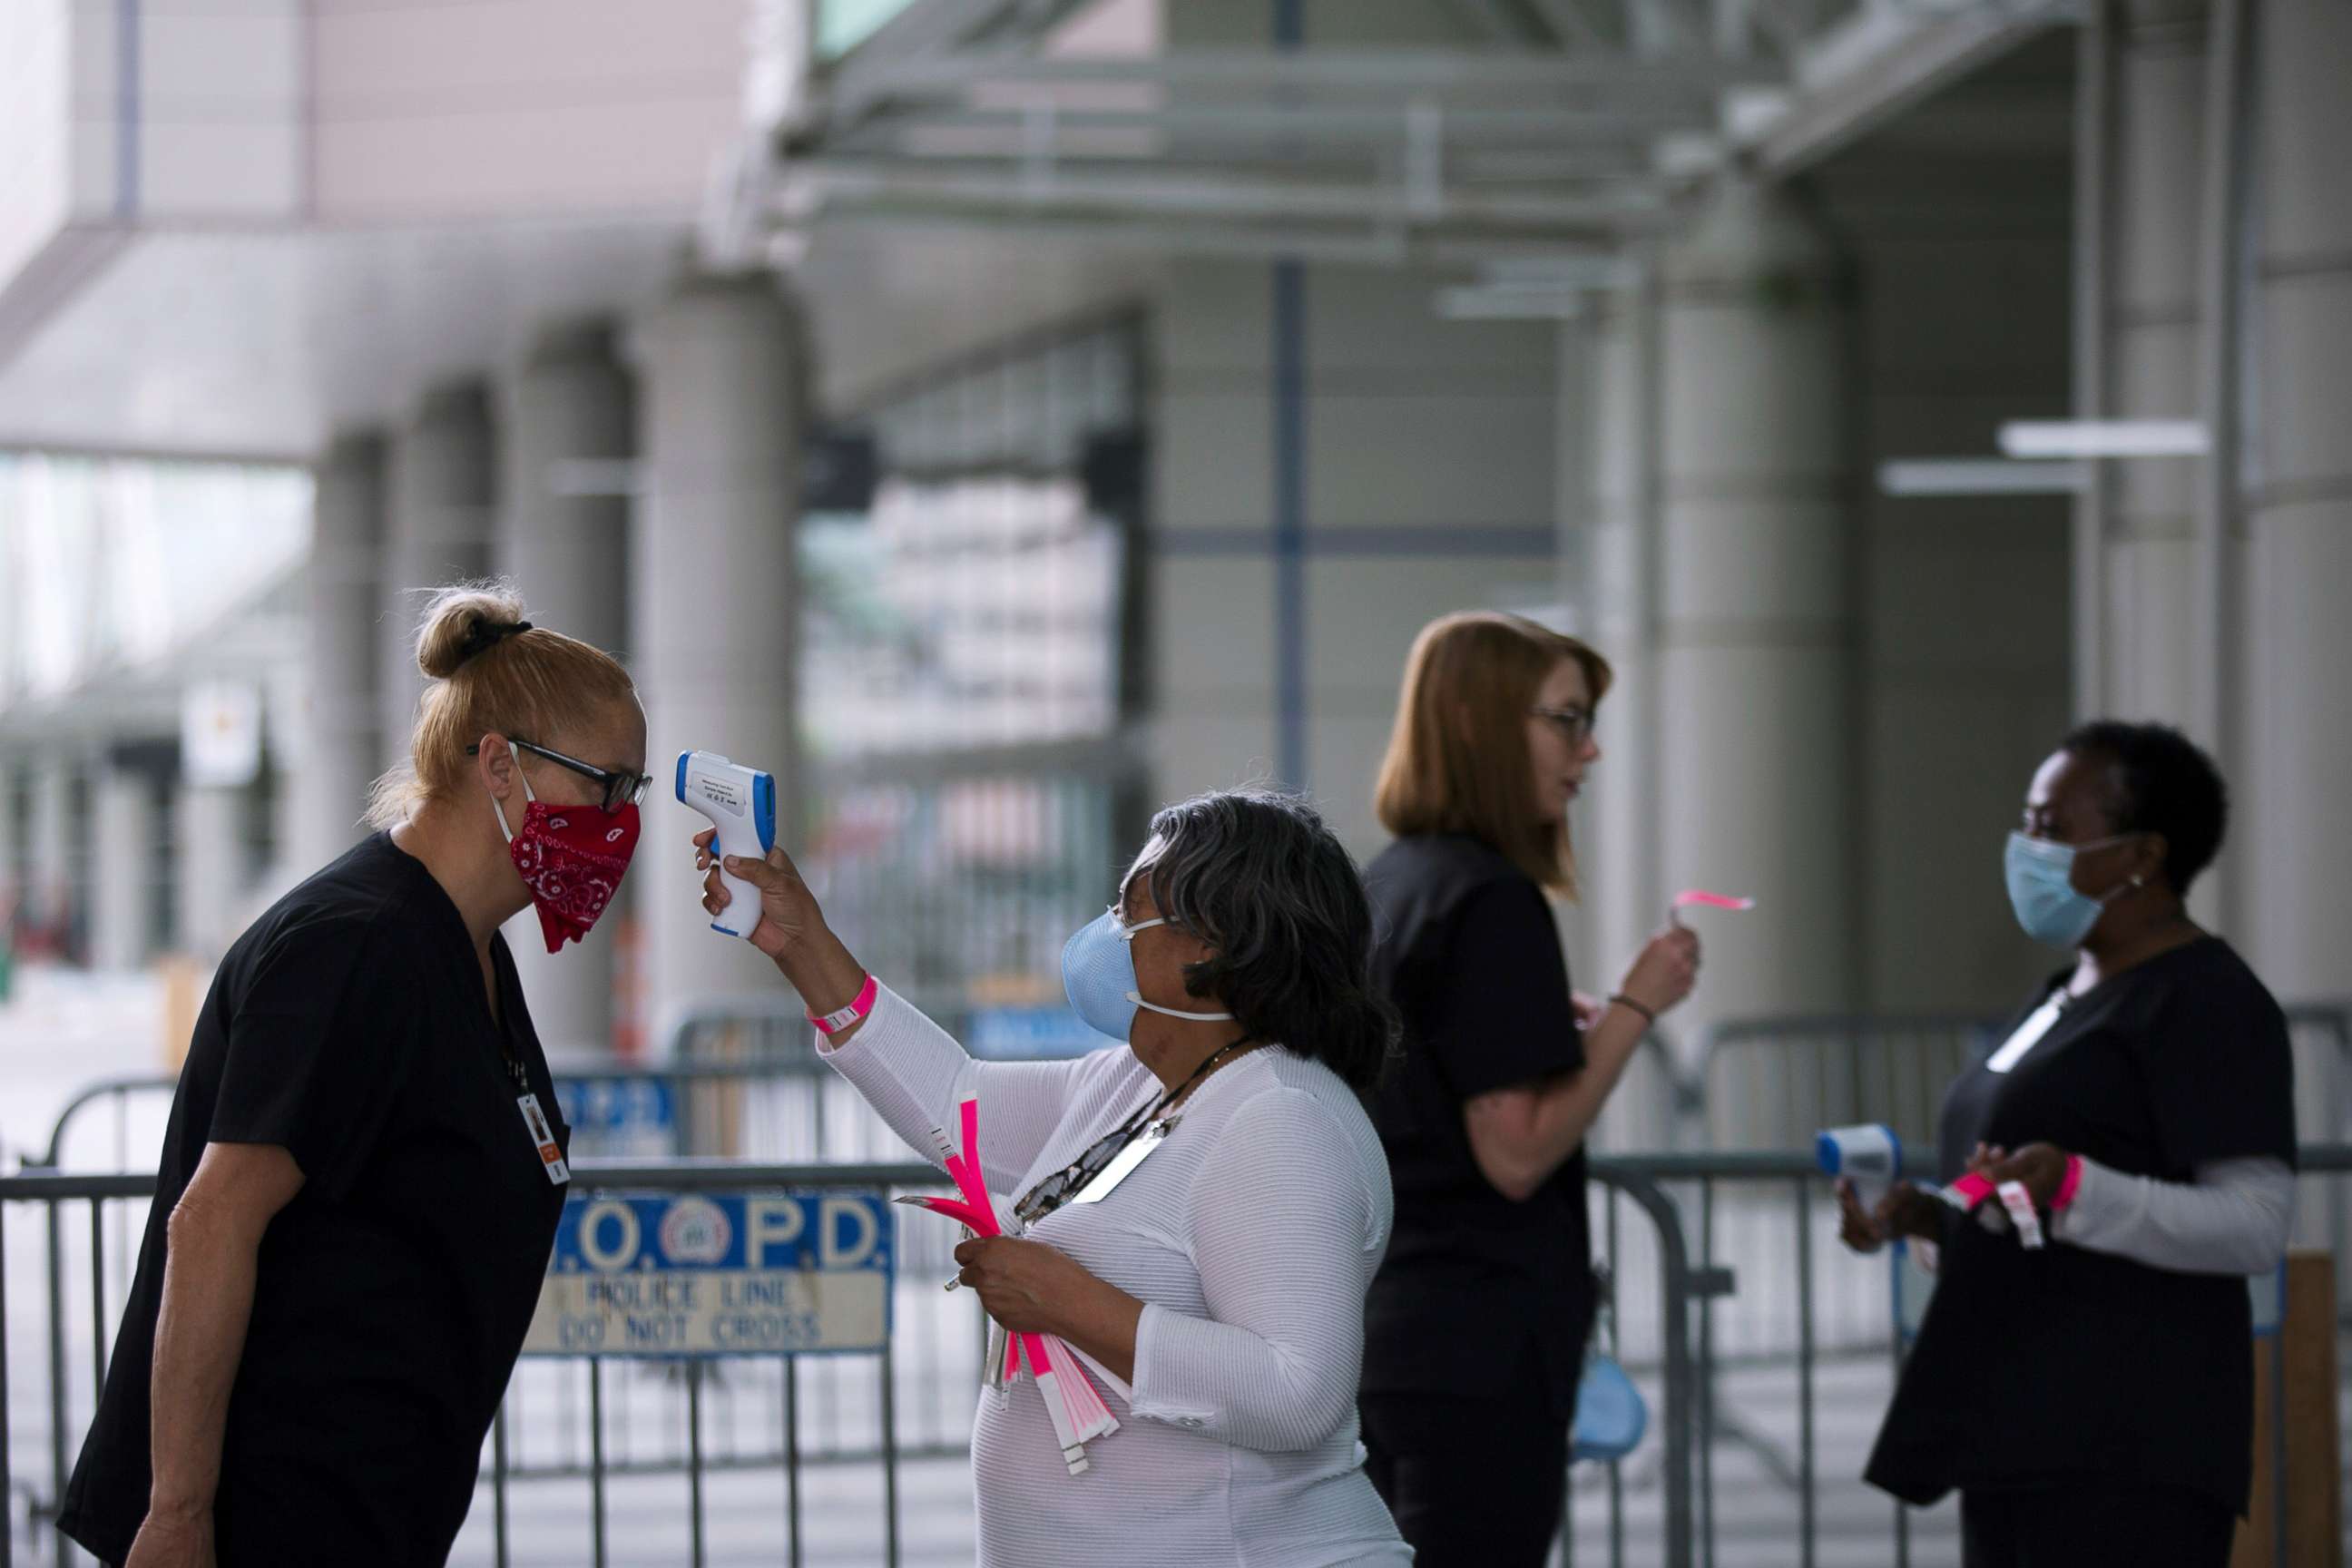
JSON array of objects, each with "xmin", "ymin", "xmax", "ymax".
[
  {"xmin": 1435, "ymin": 253, "xmax": 1638, "ymax": 319},
  {"xmin": 1995, "ymin": 419, "xmax": 2208, "ymax": 459},
  {"xmin": 1476, "ymin": 254, "xmax": 1640, "ymax": 289},
  {"xmin": 1434, "ymin": 286, "xmax": 1592, "ymax": 319},
  {"xmin": 1877, "ymin": 458, "xmax": 2087, "ymax": 496}
]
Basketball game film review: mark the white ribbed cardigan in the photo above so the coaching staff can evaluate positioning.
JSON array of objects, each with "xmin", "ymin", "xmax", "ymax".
[{"xmin": 820, "ymin": 983, "xmax": 1413, "ymax": 1567}]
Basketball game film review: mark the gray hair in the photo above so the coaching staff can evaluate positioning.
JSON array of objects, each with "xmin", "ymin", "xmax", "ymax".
[{"xmin": 1127, "ymin": 788, "xmax": 1397, "ymax": 1092}]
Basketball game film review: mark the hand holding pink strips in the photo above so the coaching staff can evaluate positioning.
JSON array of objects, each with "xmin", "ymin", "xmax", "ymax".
[
  {"xmin": 895, "ymin": 1095, "xmax": 1119, "ymax": 1476},
  {"xmin": 1934, "ymin": 1155, "xmax": 2083, "ymax": 1250},
  {"xmin": 1671, "ymin": 889, "xmax": 1756, "ymax": 916}
]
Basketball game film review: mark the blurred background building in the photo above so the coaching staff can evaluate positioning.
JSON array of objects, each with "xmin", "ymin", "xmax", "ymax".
[{"xmin": 0, "ymin": 0, "xmax": 2345, "ymax": 1149}]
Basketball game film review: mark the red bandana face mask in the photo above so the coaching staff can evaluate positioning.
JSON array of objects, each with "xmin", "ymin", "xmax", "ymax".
[{"xmin": 494, "ymin": 769, "xmax": 642, "ymax": 954}]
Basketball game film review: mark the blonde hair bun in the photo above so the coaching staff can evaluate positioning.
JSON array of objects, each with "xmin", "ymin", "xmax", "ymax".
[
  {"xmin": 366, "ymin": 579, "xmax": 636, "ymax": 831},
  {"xmin": 416, "ymin": 583, "xmax": 531, "ymax": 681}
]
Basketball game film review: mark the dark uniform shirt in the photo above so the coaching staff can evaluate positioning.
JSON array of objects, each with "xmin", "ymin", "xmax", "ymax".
[
  {"xmin": 1866, "ymin": 936, "xmax": 2298, "ymax": 1515},
  {"xmin": 61, "ymin": 833, "xmax": 572, "ymax": 1567},
  {"xmin": 1360, "ymin": 833, "xmax": 1595, "ymax": 1417}
]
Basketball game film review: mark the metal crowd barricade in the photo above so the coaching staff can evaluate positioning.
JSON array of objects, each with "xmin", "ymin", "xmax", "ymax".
[
  {"xmin": 15, "ymin": 999, "xmax": 2347, "ymax": 1567},
  {"xmin": 0, "ymin": 1153, "xmax": 1710, "ymax": 1568},
  {"xmin": 1611, "ymin": 1142, "xmax": 2352, "ymax": 1568},
  {"xmin": 1678, "ymin": 1014, "xmax": 2005, "ymax": 1152}
]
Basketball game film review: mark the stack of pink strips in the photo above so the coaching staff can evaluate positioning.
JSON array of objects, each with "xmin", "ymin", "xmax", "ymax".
[{"xmin": 898, "ymin": 1094, "xmax": 1120, "ymax": 1475}]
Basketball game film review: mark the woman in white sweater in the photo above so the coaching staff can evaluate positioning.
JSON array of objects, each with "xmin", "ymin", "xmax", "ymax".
[{"xmin": 692, "ymin": 788, "xmax": 1412, "ymax": 1567}]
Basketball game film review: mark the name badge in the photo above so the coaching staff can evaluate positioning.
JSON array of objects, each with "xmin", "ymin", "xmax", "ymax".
[
  {"xmin": 517, "ymin": 1093, "xmax": 570, "ymax": 1185},
  {"xmin": 1985, "ymin": 996, "xmax": 2063, "ymax": 1073},
  {"xmin": 1072, "ymin": 1120, "xmax": 1174, "ymax": 1206}
]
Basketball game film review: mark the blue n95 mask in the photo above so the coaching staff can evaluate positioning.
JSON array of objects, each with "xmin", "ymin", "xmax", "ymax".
[
  {"xmin": 1062, "ymin": 906, "xmax": 1235, "ymax": 1043},
  {"xmin": 2004, "ymin": 831, "xmax": 2140, "ymax": 948}
]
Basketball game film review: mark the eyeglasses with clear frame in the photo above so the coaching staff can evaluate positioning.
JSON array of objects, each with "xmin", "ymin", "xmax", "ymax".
[{"xmin": 1528, "ymin": 705, "xmax": 1595, "ymax": 749}]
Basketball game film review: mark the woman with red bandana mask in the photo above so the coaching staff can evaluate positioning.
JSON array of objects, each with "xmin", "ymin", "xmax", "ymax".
[{"xmin": 59, "ymin": 583, "xmax": 647, "ymax": 1568}]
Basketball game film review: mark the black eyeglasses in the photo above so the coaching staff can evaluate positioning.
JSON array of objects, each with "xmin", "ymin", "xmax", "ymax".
[
  {"xmin": 467, "ymin": 739, "xmax": 652, "ymax": 813},
  {"xmin": 1529, "ymin": 705, "xmax": 1594, "ymax": 748}
]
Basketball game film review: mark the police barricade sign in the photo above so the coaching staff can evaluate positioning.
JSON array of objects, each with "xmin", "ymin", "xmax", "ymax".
[
  {"xmin": 554, "ymin": 1074, "xmax": 680, "ymax": 1160},
  {"xmin": 524, "ymin": 1191, "xmax": 894, "ymax": 1357}
]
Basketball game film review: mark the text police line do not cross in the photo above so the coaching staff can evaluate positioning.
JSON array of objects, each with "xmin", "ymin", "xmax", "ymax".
[{"xmin": 525, "ymin": 1191, "xmax": 897, "ymax": 1357}]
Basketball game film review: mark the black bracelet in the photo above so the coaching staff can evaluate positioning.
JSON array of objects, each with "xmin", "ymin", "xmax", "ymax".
[{"xmin": 1608, "ymin": 993, "xmax": 1657, "ymax": 1024}]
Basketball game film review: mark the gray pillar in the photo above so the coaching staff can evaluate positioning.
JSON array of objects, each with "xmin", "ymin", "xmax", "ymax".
[
  {"xmin": 1658, "ymin": 184, "xmax": 1857, "ymax": 1144},
  {"xmin": 174, "ymin": 780, "xmax": 245, "ymax": 963},
  {"xmin": 305, "ymin": 431, "xmax": 387, "ymax": 864},
  {"xmin": 1582, "ymin": 275, "xmax": 1677, "ymax": 1148},
  {"xmin": 633, "ymin": 276, "xmax": 803, "ymax": 1048},
  {"xmin": 498, "ymin": 319, "xmax": 635, "ymax": 1058},
  {"xmin": 92, "ymin": 766, "xmax": 157, "ymax": 971},
  {"xmin": 29, "ymin": 760, "xmax": 71, "ymax": 937},
  {"xmin": 0, "ymin": 752, "xmax": 19, "ymax": 927},
  {"xmin": 2101, "ymin": 0, "xmax": 2210, "ymax": 728},
  {"xmin": 2240, "ymin": 0, "xmax": 2352, "ymax": 1017},
  {"xmin": 381, "ymin": 382, "xmax": 497, "ymax": 765}
]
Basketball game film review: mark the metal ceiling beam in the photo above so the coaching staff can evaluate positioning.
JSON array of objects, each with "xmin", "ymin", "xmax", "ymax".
[
  {"xmin": 808, "ymin": 202, "xmax": 1672, "ymax": 265},
  {"xmin": 1748, "ymin": 0, "xmax": 2077, "ymax": 175},
  {"xmin": 827, "ymin": 0, "xmax": 1102, "ymax": 124},
  {"xmin": 787, "ymin": 155, "xmax": 1671, "ymax": 229},
  {"xmin": 852, "ymin": 102, "xmax": 1707, "ymax": 146},
  {"xmin": 834, "ymin": 47, "xmax": 1786, "ymax": 114}
]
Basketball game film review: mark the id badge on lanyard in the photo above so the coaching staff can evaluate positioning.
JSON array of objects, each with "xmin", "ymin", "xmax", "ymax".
[
  {"xmin": 1071, "ymin": 1119, "xmax": 1175, "ymax": 1206},
  {"xmin": 517, "ymin": 1093, "xmax": 571, "ymax": 1185}
]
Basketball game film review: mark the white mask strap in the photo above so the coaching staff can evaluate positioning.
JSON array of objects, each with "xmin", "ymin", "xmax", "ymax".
[
  {"xmin": 1114, "ymin": 914, "xmax": 1235, "ymax": 1022},
  {"xmin": 1129, "ymin": 994, "xmax": 1237, "ymax": 1024},
  {"xmin": 490, "ymin": 746, "xmax": 535, "ymax": 844}
]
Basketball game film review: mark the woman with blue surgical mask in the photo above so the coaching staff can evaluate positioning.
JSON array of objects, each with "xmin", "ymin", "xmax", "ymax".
[
  {"xmin": 691, "ymin": 789, "xmax": 1411, "ymax": 1568},
  {"xmin": 1842, "ymin": 721, "xmax": 2298, "ymax": 1568}
]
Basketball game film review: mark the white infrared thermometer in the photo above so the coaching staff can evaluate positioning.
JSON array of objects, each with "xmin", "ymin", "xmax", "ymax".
[
  {"xmin": 1816, "ymin": 1122, "xmax": 1903, "ymax": 1209},
  {"xmin": 676, "ymin": 750, "xmax": 776, "ymax": 940}
]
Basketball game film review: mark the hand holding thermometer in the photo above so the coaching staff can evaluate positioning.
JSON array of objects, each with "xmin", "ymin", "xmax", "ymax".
[
  {"xmin": 675, "ymin": 750, "xmax": 777, "ymax": 940},
  {"xmin": 1817, "ymin": 1123, "xmax": 1903, "ymax": 1210}
]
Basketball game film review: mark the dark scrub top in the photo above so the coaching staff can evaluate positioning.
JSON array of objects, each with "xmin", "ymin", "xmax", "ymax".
[
  {"xmin": 1866, "ymin": 936, "xmax": 2298, "ymax": 1516},
  {"xmin": 1360, "ymin": 833, "xmax": 1595, "ymax": 1418},
  {"xmin": 60, "ymin": 833, "xmax": 571, "ymax": 1567}
]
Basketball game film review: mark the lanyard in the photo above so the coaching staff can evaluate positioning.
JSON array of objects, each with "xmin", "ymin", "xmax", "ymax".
[{"xmin": 1014, "ymin": 1035, "xmax": 1251, "ymax": 1227}]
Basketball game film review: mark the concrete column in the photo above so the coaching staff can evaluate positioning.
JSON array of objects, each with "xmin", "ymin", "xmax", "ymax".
[
  {"xmin": 499, "ymin": 319, "xmax": 635, "ymax": 1058},
  {"xmin": 304, "ymin": 432, "xmax": 387, "ymax": 864},
  {"xmin": 28, "ymin": 760, "xmax": 72, "ymax": 941},
  {"xmin": 91, "ymin": 766, "xmax": 157, "ymax": 971},
  {"xmin": 2239, "ymin": 0, "xmax": 2352, "ymax": 1022},
  {"xmin": 0, "ymin": 754, "xmax": 19, "ymax": 931},
  {"xmin": 1582, "ymin": 279, "xmax": 1676, "ymax": 1148},
  {"xmin": 173, "ymin": 780, "xmax": 245, "ymax": 964},
  {"xmin": 632, "ymin": 275, "xmax": 803, "ymax": 1045},
  {"xmin": 380, "ymin": 382, "xmax": 497, "ymax": 765},
  {"xmin": 2100, "ymin": 0, "xmax": 2211, "ymax": 730},
  {"xmin": 1657, "ymin": 184, "xmax": 1858, "ymax": 1145}
]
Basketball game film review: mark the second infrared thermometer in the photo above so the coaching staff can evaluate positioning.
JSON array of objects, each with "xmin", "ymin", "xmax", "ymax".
[
  {"xmin": 676, "ymin": 750, "xmax": 776, "ymax": 940},
  {"xmin": 1816, "ymin": 1122, "xmax": 1902, "ymax": 1208}
]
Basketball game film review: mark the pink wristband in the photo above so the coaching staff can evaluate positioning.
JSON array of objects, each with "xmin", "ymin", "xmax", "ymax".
[
  {"xmin": 1942, "ymin": 1171, "xmax": 1997, "ymax": 1210},
  {"xmin": 809, "ymin": 973, "xmax": 879, "ymax": 1035},
  {"xmin": 2052, "ymin": 1153, "xmax": 2083, "ymax": 1212}
]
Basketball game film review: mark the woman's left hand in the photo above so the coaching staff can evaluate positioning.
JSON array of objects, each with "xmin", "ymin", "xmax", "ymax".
[
  {"xmin": 1968, "ymin": 1142, "xmax": 2071, "ymax": 1207},
  {"xmin": 953, "ymin": 1235, "xmax": 1096, "ymax": 1337}
]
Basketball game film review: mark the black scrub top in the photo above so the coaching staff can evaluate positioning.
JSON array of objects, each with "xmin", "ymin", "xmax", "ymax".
[
  {"xmin": 1360, "ymin": 833, "xmax": 1595, "ymax": 1418},
  {"xmin": 61, "ymin": 832, "xmax": 572, "ymax": 1568},
  {"xmin": 1866, "ymin": 936, "xmax": 2297, "ymax": 1515}
]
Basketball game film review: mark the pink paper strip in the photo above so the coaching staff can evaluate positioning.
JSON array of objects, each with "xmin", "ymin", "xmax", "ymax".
[{"xmin": 1672, "ymin": 889, "xmax": 1756, "ymax": 912}]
